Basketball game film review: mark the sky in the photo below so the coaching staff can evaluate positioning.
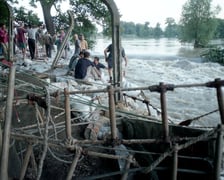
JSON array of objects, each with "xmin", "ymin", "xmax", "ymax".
[
  {"xmin": 19, "ymin": 0, "xmax": 224, "ymax": 28},
  {"xmin": 114, "ymin": 0, "xmax": 224, "ymax": 28}
]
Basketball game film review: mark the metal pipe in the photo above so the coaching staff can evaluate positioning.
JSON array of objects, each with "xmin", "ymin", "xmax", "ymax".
[
  {"xmin": 172, "ymin": 144, "xmax": 178, "ymax": 180},
  {"xmin": 215, "ymin": 78, "xmax": 224, "ymax": 124},
  {"xmin": 108, "ymin": 85, "xmax": 117, "ymax": 139},
  {"xmin": 0, "ymin": 65, "xmax": 16, "ymax": 180},
  {"xmin": 160, "ymin": 82, "xmax": 169, "ymax": 142},
  {"xmin": 214, "ymin": 124, "xmax": 223, "ymax": 180},
  {"xmin": 19, "ymin": 144, "xmax": 33, "ymax": 180},
  {"xmin": 64, "ymin": 88, "xmax": 72, "ymax": 139}
]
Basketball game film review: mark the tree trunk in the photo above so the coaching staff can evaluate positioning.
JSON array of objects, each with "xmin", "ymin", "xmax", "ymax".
[
  {"xmin": 194, "ymin": 39, "xmax": 204, "ymax": 48},
  {"xmin": 40, "ymin": 1, "xmax": 55, "ymax": 35}
]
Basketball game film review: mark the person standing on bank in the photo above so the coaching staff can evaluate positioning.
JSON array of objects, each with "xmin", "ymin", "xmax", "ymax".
[
  {"xmin": 17, "ymin": 22, "xmax": 27, "ymax": 60},
  {"xmin": 43, "ymin": 31, "xmax": 53, "ymax": 59},
  {"xmin": 68, "ymin": 33, "xmax": 81, "ymax": 70},
  {"xmin": 79, "ymin": 34, "xmax": 88, "ymax": 52},
  {"xmin": 27, "ymin": 24, "xmax": 36, "ymax": 60},
  {"xmin": 104, "ymin": 44, "xmax": 128, "ymax": 83}
]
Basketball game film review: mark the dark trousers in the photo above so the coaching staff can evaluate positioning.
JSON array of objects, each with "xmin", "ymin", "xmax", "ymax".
[
  {"xmin": 45, "ymin": 44, "xmax": 52, "ymax": 58},
  {"xmin": 28, "ymin": 38, "xmax": 35, "ymax": 60}
]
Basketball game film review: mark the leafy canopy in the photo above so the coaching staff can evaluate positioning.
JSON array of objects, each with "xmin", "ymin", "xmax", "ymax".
[{"xmin": 179, "ymin": 0, "xmax": 221, "ymax": 48}]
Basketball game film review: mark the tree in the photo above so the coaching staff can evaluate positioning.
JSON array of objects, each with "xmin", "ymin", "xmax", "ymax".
[
  {"xmin": 153, "ymin": 23, "xmax": 163, "ymax": 38},
  {"xmin": 14, "ymin": 7, "xmax": 42, "ymax": 26},
  {"xmin": 28, "ymin": 0, "xmax": 61, "ymax": 35},
  {"xmin": 164, "ymin": 17, "xmax": 179, "ymax": 38},
  {"xmin": 214, "ymin": 18, "xmax": 224, "ymax": 39},
  {"xmin": 179, "ymin": 0, "xmax": 221, "ymax": 48},
  {"xmin": 120, "ymin": 21, "xmax": 136, "ymax": 36}
]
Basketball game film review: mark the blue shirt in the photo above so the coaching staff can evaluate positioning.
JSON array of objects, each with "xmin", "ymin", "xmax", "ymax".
[
  {"xmin": 75, "ymin": 58, "xmax": 94, "ymax": 79},
  {"xmin": 94, "ymin": 62, "xmax": 106, "ymax": 70}
]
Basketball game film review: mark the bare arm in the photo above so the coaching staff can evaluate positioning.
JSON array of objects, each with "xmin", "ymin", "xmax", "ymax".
[{"xmin": 104, "ymin": 48, "xmax": 108, "ymax": 61}]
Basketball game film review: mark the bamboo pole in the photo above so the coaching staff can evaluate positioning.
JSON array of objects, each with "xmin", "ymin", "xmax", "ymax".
[
  {"xmin": 121, "ymin": 155, "xmax": 133, "ymax": 180},
  {"xmin": 108, "ymin": 85, "xmax": 117, "ymax": 140},
  {"xmin": 0, "ymin": 65, "xmax": 16, "ymax": 180},
  {"xmin": 19, "ymin": 144, "xmax": 33, "ymax": 180},
  {"xmin": 64, "ymin": 88, "xmax": 72, "ymax": 139},
  {"xmin": 66, "ymin": 146, "xmax": 82, "ymax": 180}
]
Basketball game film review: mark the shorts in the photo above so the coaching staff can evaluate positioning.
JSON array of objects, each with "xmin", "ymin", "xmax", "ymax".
[
  {"xmin": 18, "ymin": 42, "xmax": 26, "ymax": 49},
  {"xmin": 107, "ymin": 58, "xmax": 113, "ymax": 69}
]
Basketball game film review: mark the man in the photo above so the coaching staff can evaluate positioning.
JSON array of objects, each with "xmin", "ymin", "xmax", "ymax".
[
  {"xmin": 0, "ymin": 23, "xmax": 8, "ymax": 58},
  {"xmin": 68, "ymin": 34, "xmax": 81, "ymax": 70},
  {"xmin": 104, "ymin": 44, "xmax": 128, "ymax": 83},
  {"xmin": 74, "ymin": 51, "xmax": 94, "ymax": 80},
  {"xmin": 27, "ymin": 24, "xmax": 36, "ymax": 60},
  {"xmin": 92, "ymin": 56, "xmax": 107, "ymax": 80},
  {"xmin": 79, "ymin": 34, "xmax": 88, "ymax": 51},
  {"xmin": 17, "ymin": 22, "xmax": 27, "ymax": 60}
]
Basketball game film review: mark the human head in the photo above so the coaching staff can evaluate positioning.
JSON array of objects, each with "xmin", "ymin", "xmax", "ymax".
[
  {"xmin": 94, "ymin": 56, "xmax": 99, "ymax": 64},
  {"xmin": 79, "ymin": 51, "xmax": 84, "ymax": 58},
  {"xmin": 84, "ymin": 51, "xmax": 90, "ymax": 58},
  {"xmin": 74, "ymin": 34, "xmax": 78, "ymax": 40},
  {"xmin": 79, "ymin": 34, "xmax": 84, "ymax": 40}
]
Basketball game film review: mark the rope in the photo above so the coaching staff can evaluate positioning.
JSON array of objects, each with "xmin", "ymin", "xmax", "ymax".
[{"xmin": 35, "ymin": 103, "xmax": 43, "ymax": 137}]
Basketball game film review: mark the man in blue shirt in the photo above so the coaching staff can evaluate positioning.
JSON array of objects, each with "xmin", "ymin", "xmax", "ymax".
[
  {"xmin": 74, "ymin": 51, "xmax": 94, "ymax": 79},
  {"xmin": 104, "ymin": 44, "xmax": 128, "ymax": 82}
]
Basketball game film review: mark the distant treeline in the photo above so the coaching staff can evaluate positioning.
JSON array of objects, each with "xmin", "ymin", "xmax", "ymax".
[{"xmin": 120, "ymin": 18, "xmax": 224, "ymax": 39}]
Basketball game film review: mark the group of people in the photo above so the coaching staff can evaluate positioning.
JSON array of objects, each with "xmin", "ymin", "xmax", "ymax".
[
  {"xmin": 12, "ymin": 22, "xmax": 65, "ymax": 62},
  {"xmin": 67, "ymin": 34, "xmax": 128, "ymax": 83},
  {"xmin": 0, "ymin": 23, "xmax": 8, "ymax": 58},
  {"xmin": 1, "ymin": 20, "xmax": 128, "ymax": 83}
]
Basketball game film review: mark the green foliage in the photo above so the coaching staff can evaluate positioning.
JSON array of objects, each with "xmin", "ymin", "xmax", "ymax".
[
  {"xmin": 179, "ymin": 0, "xmax": 220, "ymax": 48},
  {"xmin": 0, "ymin": 2, "xmax": 10, "ymax": 24},
  {"xmin": 214, "ymin": 18, "xmax": 224, "ymax": 38},
  {"xmin": 14, "ymin": 7, "xmax": 42, "ymax": 26},
  {"xmin": 153, "ymin": 23, "xmax": 163, "ymax": 38},
  {"xmin": 164, "ymin": 18, "xmax": 179, "ymax": 38},
  {"xmin": 69, "ymin": 0, "xmax": 109, "ymax": 48},
  {"xmin": 201, "ymin": 48, "xmax": 224, "ymax": 65}
]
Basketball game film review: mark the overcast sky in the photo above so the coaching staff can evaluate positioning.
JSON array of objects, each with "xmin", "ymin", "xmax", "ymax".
[
  {"xmin": 114, "ymin": 0, "xmax": 224, "ymax": 27},
  {"xmin": 20, "ymin": 0, "xmax": 224, "ymax": 28}
]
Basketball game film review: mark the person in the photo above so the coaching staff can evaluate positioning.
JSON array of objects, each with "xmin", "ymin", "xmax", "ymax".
[
  {"xmin": 35, "ymin": 24, "xmax": 45, "ymax": 58},
  {"xmin": 43, "ymin": 31, "xmax": 53, "ymax": 58},
  {"xmin": 27, "ymin": 24, "xmax": 36, "ymax": 60},
  {"xmin": 92, "ymin": 56, "xmax": 107, "ymax": 80},
  {"xmin": 104, "ymin": 44, "xmax": 128, "ymax": 82},
  {"xmin": 0, "ymin": 23, "xmax": 8, "ymax": 58},
  {"xmin": 68, "ymin": 34, "xmax": 81, "ymax": 70},
  {"xmin": 74, "ymin": 51, "xmax": 94, "ymax": 80},
  {"xmin": 79, "ymin": 34, "xmax": 88, "ymax": 51},
  {"xmin": 17, "ymin": 22, "xmax": 27, "ymax": 60}
]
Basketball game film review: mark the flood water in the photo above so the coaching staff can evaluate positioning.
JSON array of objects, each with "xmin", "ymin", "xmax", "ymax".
[{"xmin": 93, "ymin": 37, "xmax": 224, "ymax": 127}]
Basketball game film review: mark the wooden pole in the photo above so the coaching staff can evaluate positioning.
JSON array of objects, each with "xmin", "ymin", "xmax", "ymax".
[
  {"xmin": 64, "ymin": 88, "xmax": 72, "ymax": 139},
  {"xmin": 108, "ymin": 85, "xmax": 117, "ymax": 140},
  {"xmin": 121, "ymin": 155, "xmax": 133, "ymax": 180},
  {"xmin": 0, "ymin": 65, "xmax": 16, "ymax": 180},
  {"xmin": 66, "ymin": 146, "xmax": 82, "ymax": 180},
  {"xmin": 19, "ymin": 144, "xmax": 33, "ymax": 180}
]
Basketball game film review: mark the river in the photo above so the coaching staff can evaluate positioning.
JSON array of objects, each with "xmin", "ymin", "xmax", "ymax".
[{"xmin": 93, "ymin": 37, "xmax": 224, "ymax": 127}]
